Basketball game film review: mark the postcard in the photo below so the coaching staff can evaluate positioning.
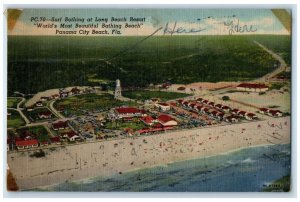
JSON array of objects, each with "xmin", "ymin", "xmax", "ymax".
[{"xmin": 5, "ymin": 7, "xmax": 292, "ymax": 192}]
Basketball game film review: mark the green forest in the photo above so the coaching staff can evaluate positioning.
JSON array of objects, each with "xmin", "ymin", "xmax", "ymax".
[{"xmin": 7, "ymin": 35, "xmax": 291, "ymax": 95}]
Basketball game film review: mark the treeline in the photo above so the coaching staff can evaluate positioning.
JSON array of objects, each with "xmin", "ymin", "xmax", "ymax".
[{"xmin": 7, "ymin": 35, "xmax": 290, "ymax": 94}]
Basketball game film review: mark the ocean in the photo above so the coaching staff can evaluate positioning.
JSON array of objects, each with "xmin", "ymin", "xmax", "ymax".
[{"xmin": 33, "ymin": 144, "xmax": 291, "ymax": 192}]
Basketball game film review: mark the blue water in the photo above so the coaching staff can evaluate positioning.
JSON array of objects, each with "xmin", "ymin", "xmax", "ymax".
[{"xmin": 34, "ymin": 144, "xmax": 291, "ymax": 192}]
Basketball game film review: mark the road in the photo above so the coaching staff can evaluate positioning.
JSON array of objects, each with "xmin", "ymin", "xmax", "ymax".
[
  {"xmin": 253, "ymin": 40, "xmax": 289, "ymax": 82},
  {"xmin": 48, "ymin": 100, "xmax": 65, "ymax": 119},
  {"xmin": 9, "ymin": 97, "xmax": 30, "ymax": 125}
]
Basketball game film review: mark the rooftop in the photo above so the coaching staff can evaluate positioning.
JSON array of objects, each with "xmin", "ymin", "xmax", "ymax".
[
  {"xmin": 157, "ymin": 114, "xmax": 174, "ymax": 123},
  {"xmin": 115, "ymin": 107, "xmax": 140, "ymax": 114},
  {"xmin": 15, "ymin": 139, "xmax": 38, "ymax": 147},
  {"xmin": 237, "ymin": 83, "xmax": 268, "ymax": 89}
]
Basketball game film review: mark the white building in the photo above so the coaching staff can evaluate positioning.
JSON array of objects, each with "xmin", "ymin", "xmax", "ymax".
[
  {"xmin": 237, "ymin": 83, "xmax": 268, "ymax": 92},
  {"xmin": 155, "ymin": 102, "xmax": 171, "ymax": 111}
]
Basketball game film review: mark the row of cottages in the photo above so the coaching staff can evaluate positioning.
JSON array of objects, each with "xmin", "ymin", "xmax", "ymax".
[
  {"xmin": 52, "ymin": 121, "xmax": 69, "ymax": 130},
  {"xmin": 114, "ymin": 107, "xmax": 147, "ymax": 119},
  {"xmin": 14, "ymin": 136, "xmax": 62, "ymax": 150},
  {"xmin": 140, "ymin": 114, "xmax": 178, "ymax": 127},
  {"xmin": 197, "ymin": 98, "xmax": 231, "ymax": 112},
  {"xmin": 236, "ymin": 83, "xmax": 269, "ymax": 92},
  {"xmin": 231, "ymin": 109, "xmax": 258, "ymax": 120},
  {"xmin": 155, "ymin": 102, "xmax": 171, "ymax": 111},
  {"xmin": 35, "ymin": 88, "xmax": 82, "ymax": 107},
  {"xmin": 15, "ymin": 139, "xmax": 39, "ymax": 150},
  {"xmin": 214, "ymin": 104, "xmax": 231, "ymax": 113},
  {"xmin": 210, "ymin": 110, "xmax": 225, "ymax": 120},
  {"xmin": 259, "ymin": 108, "xmax": 283, "ymax": 117},
  {"xmin": 59, "ymin": 87, "xmax": 83, "ymax": 98},
  {"xmin": 38, "ymin": 111, "xmax": 52, "ymax": 119}
]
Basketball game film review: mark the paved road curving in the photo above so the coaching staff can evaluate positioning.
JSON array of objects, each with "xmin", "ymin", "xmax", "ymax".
[
  {"xmin": 253, "ymin": 41, "xmax": 289, "ymax": 82},
  {"xmin": 48, "ymin": 100, "xmax": 65, "ymax": 119},
  {"xmin": 11, "ymin": 97, "xmax": 30, "ymax": 124}
]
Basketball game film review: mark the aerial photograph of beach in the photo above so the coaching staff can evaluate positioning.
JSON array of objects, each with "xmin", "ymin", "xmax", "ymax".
[{"xmin": 6, "ymin": 8, "xmax": 292, "ymax": 192}]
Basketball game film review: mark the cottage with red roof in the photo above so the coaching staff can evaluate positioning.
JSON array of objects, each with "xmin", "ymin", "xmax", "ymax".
[
  {"xmin": 237, "ymin": 111, "xmax": 247, "ymax": 117},
  {"xmin": 197, "ymin": 98, "xmax": 203, "ymax": 102},
  {"xmin": 157, "ymin": 114, "xmax": 178, "ymax": 126},
  {"xmin": 52, "ymin": 121, "xmax": 69, "ymax": 130},
  {"xmin": 237, "ymin": 83, "xmax": 268, "ymax": 92},
  {"xmin": 208, "ymin": 102, "xmax": 215, "ymax": 107},
  {"xmin": 221, "ymin": 106, "xmax": 231, "ymax": 112},
  {"xmin": 50, "ymin": 136, "xmax": 61, "ymax": 145},
  {"xmin": 202, "ymin": 100, "xmax": 209, "ymax": 104},
  {"xmin": 155, "ymin": 102, "xmax": 171, "ymax": 111},
  {"xmin": 202, "ymin": 107, "xmax": 210, "ymax": 114},
  {"xmin": 182, "ymin": 101, "xmax": 189, "ymax": 106},
  {"xmin": 196, "ymin": 105, "xmax": 204, "ymax": 112},
  {"xmin": 114, "ymin": 107, "xmax": 142, "ymax": 119},
  {"xmin": 59, "ymin": 89, "xmax": 69, "ymax": 98},
  {"xmin": 38, "ymin": 111, "xmax": 52, "ymax": 119},
  {"xmin": 177, "ymin": 99, "xmax": 184, "ymax": 104},
  {"xmin": 15, "ymin": 139, "xmax": 39, "ymax": 150},
  {"xmin": 61, "ymin": 131, "xmax": 80, "ymax": 141},
  {"xmin": 259, "ymin": 108, "xmax": 269, "ymax": 114},
  {"xmin": 177, "ymin": 86, "xmax": 186, "ymax": 91},
  {"xmin": 210, "ymin": 111, "xmax": 219, "ymax": 117},
  {"xmin": 268, "ymin": 110, "xmax": 283, "ymax": 117},
  {"xmin": 214, "ymin": 104, "xmax": 222, "ymax": 109},
  {"xmin": 140, "ymin": 116, "xmax": 155, "ymax": 126},
  {"xmin": 245, "ymin": 113, "xmax": 258, "ymax": 120},
  {"xmin": 232, "ymin": 109, "xmax": 240, "ymax": 115},
  {"xmin": 70, "ymin": 87, "xmax": 81, "ymax": 95},
  {"xmin": 216, "ymin": 112, "xmax": 225, "ymax": 120},
  {"xmin": 225, "ymin": 115, "xmax": 239, "ymax": 123}
]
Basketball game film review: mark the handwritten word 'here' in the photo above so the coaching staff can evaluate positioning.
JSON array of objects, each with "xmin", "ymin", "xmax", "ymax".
[
  {"xmin": 224, "ymin": 19, "xmax": 257, "ymax": 35},
  {"xmin": 163, "ymin": 21, "xmax": 206, "ymax": 35}
]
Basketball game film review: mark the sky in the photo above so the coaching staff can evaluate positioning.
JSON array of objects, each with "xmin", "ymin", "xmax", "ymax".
[{"xmin": 8, "ymin": 8, "xmax": 290, "ymax": 36}]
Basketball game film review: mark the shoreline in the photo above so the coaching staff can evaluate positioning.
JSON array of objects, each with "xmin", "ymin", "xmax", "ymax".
[
  {"xmin": 39, "ymin": 142, "xmax": 289, "ymax": 189},
  {"xmin": 7, "ymin": 116, "xmax": 290, "ymax": 190}
]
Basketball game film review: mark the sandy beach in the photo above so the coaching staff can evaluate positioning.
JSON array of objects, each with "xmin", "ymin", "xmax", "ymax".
[{"xmin": 7, "ymin": 116, "xmax": 290, "ymax": 190}]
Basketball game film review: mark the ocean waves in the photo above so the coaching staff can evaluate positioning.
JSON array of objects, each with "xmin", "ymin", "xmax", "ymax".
[{"xmin": 33, "ymin": 144, "xmax": 291, "ymax": 192}]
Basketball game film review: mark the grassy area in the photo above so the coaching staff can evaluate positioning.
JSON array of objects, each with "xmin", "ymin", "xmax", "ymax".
[
  {"xmin": 17, "ymin": 126, "xmax": 50, "ymax": 143},
  {"xmin": 23, "ymin": 107, "xmax": 55, "ymax": 122},
  {"xmin": 269, "ymin": 82, "xmax": 287, "ymax": 90},
  {"xmin": 7, "ymin": 109, "xmax": 25, "ymax": 128},
  {"xmin": 262, "ymin": 175, "xmax": 290, "ymax": 192},
  {"xmin": 105, "ymin": 120, "xmax": 145, "ymax": 131},
  {"xmin": 252, "ymin": 35, "xmax": 291, "ymax": 66},
  {"xmin": 8, "ymin": 35, "xmax": 290, "ymax": 94},
  {"xmin": 54, "ymin": 93, "xmax": 137, "ymax": 117},
  {"xmin": 7, "ymin": 97, "xmax": 22, "ymax": 108},
  {"xmin": 123, "ymin": 90, "xmax": 190, "ymax": 101}
]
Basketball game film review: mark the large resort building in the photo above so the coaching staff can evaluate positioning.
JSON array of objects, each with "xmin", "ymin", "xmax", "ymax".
[
  {"xmin": 113, "ymin": 107, "xmax": 142, "ymax": 119},
  {"xmin": 236, "ymin": 83, "xmax": 269, "ymax": 92}
]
